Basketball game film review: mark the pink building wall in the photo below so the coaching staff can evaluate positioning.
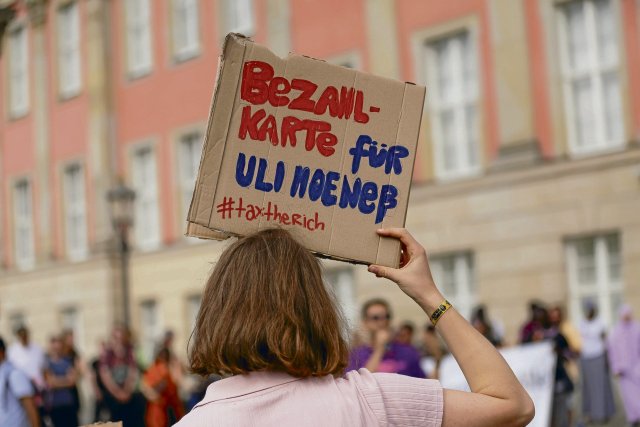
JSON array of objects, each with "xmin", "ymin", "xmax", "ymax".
[
  {"xmin": 396, "ymin": 0, "xmax": 500, "ymax": 162},
  {"xmin": 2, "ymin": 0, "xmax": 640, "ymax": 268},
  {"xmin": 1, "ymin": 4, "xmax": 36, "ymax": 268},
  {"xmin": 110, "ymin": 0, "xmax": 272, "ymax": 245}
]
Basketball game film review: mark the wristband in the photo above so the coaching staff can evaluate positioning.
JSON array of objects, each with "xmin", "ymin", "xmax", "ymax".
[{"xmin": 430, "ymin": 300, "xmax": 452, "ymax": 326}]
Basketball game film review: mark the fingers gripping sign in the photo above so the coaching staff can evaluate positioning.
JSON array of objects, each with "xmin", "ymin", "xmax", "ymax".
[{"xmin": 367, "ymin": 228, "xmax": 443, "ymax": 309}]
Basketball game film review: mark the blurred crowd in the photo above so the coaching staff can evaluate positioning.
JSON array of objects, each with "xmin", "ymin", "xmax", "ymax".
[
  {"xmin": 347, "ymin": 298, "xmax": 639, "ymax": 427},
  {"xmin": 1, "ymin": 298, "xmax": 639, "ymax": 427},
  {"xmin": 0, "ymin": 326, "xmax": 215, "ymax": 427}
]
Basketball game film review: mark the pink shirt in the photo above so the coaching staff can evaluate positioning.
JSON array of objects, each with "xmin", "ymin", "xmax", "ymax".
[{"xmin": 175, "ymin": 368, "xmax": 443, "ymax": 426}]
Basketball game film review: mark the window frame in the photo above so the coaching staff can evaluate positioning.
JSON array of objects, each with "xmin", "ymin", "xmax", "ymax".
[
  {"xmin": 9, "ymin": 312, "xmax": 26, "ymax": 333},
  {"xmin": 323, "ymin": 266, "xmax": 357, "ymax": 330},
  {"xmin": 565, "ymin": 232, "xmax": 623, "ymax": 327},
  {"xmin": 226, "ymin": 0, "xmax": 255, "ymax": 36},
  {"xmin": 7, "ymin": 23, "xmax": 29, "ymax": 118},
  {"xmin": 556, "ymin": 0, "xmax": 625, "ymax": 156},
  {"xmin": 125, "ymin": 0, "xmax": 154, "ymax": 78},
  {"xmin": 59, "ymin": 306, "xmax": 84, "ymax": 352},
  {"xmin": 326, "ymin": 51, "xmax": 363, "ymax": 70},
  {"xmin": 139, "ymin": 299, "xmax": 163, "ymax": 366},
  {"xmin": 186, "ymin": 293, "xmax": 202, "ymax": 334},
  {"xmin": 429, "ymin": 251, "xmax": 475, "ymax": 319},
  {"xmin": 175, "ymin": 127, "xmax": 204, "ymax": 239},
  {"xmin": 56, "ymin": 1, "xmax": 82, "ymax": 99},
  {"xmin": 62, "ymin": 162, "xmax": 88, "ymax": 261},
  {"xmin": 425, "ymin": 30, "xmax": 482, "ymax": 181},
  {"xmin": 171, "ymin": 0, "xmax": 200, "ymax": 62},
  {"xmin": 130, "ymin": 141, "xmax": 162, "ymax": 251},
  {"xmin": 12, "ymin": 178, "xmax": 35, "ymax": 271}
]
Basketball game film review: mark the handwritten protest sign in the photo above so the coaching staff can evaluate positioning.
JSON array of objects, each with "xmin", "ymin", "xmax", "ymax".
[{"xmin": 187, "ymin": 34, "xmax": 425, "ymax": 267}]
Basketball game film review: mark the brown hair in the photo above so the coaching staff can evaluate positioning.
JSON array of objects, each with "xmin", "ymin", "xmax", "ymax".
[
  {"xmin": 361, "ymin": 298, "xmax": 393, "ymax": 320},
  {"xmin": 189, "ymin": 228, "xmax": 348, "ymax": 378}
]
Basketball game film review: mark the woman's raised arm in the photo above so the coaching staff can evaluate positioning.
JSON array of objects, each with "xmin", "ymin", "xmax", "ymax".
[{"xmin": 368, "ymin": 228, "xmax": 535, "ymax": 427}]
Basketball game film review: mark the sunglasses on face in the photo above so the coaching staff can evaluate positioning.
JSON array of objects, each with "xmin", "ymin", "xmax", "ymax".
[{"xmin": 367, "ymin": 314, "xmax": 391, "ymax": 321}]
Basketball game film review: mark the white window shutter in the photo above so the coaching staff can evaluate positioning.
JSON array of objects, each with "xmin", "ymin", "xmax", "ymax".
[
  {"xmin": 9, "ymin": 26, "xmax": 29, "ymax": 116},
  {"xmin": 560, "ymin": 0, "xmax": 623, "ymax": 154},
  {"xmin": 427, "ymin": 32, "xmax": 480, "ymax": 180}
]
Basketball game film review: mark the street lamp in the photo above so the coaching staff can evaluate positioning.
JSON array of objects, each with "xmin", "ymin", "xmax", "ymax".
[{"xmin": 107, "ymin": 180, "xmax": 136, "ymax": 328}]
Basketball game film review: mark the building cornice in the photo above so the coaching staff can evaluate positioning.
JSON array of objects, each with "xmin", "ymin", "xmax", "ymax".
[{"xmin": 411, "ymin": 145, "xmax": 640, "ymax": 203}]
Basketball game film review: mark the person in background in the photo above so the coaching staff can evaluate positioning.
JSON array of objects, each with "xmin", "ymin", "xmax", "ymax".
[
  {"xmin": 99, "ymin": 326, "xmax": 145, "ymax": 426},
  {"xmin": 158, "ymin": 330, "xmax": 185, "ymax": 404},
  {"xmin": 579, "ymin": 301, "xmax": 615, "ymax": 424},
  {"xmin": 553, "ymin": 306, "xmax": 581, "ymax": 354},
  {"xmin": 471, "ymin": 305, "xmax": 504, "ymax": 347},
  {"xmin": 520, "ymin": 301, "xmax": 548, "ymax": 343},
  {"xmin": 60, "ymin": 329, "xmax": 82, "ymax": 419},
  {"xmin": 395, "ymin": 322, "xmax": 415, "ymax": 346},
  {"xmin": 420, "ymin": 323, "xmax": 444, "ymax": 379},
  {"xmin": 7, "ymin": 326, "xmax": 46, "ymax": 392},
  {"xmin": 547, "ymin": 306, "xmax": 576, "ymax": 427},
  {"xmin": 43, "ymin": 336, "xmax": 78, "ymax": 427},
  {"xmin": 607, "ymin": 305, "xmax": 640, "ymax": 427},
  {"xmin": 348, "ymin": 298, "xmax": 426, "ymax": 378},
  {"xmin": 89, "ymin": 342, "xmax": 109, "ymax": 422},
  {"xmin": 142, "ymin": 347, "xmax": 185, "ymax": 427},
  {"xmin": 8, "ymin": 325, "xmax": 46, "ymax": 422},
  {"xmin": 0, "ymin": 336, "xmax": 40, "ymax": 427}
]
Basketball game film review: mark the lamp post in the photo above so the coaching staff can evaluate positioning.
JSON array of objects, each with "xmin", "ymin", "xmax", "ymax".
[{"xmin": 107, "ymin": 181, "xmax": 136, "ymax": 329}]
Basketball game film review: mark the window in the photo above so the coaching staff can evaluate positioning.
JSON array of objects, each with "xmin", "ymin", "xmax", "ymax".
[
  {"xmin": 8, "ymin": 25, "xmax": 29, "ymax": 117},
  {"xmin": 178, "ymin": 131, "xmax": 203, "ymax": 227},
  {"xmin": 566, "ymin": 233, "xmax": 622, "ymax": 327},
  {"xmin": 172, "ymin": 0, "xmax": 199, "ymax": 60},
  {"xmin": 227, "ymin": 0, "xmax": 254, "ymax": 35},
  {"xmin": 324, "ymin": 269, "xmax": 357, "ymax": 329},
  {"xmin": 186, "ymin": 294, "xmax": 202, "ymax": 333},
  {"xmin": 9, "ymin": 312, "xmax": 26, "ymax": 332},
  {"xmin": 13, "ymin": 179, "xmax": 35, "ymax": 270},
  {"xmin": 139, "ymin": 300, "xmax": 162, "ymax": 366},
  {"xmin": 327, "ymin": 52, "xmax": 362, "ymax": 71},
  {"xmin": 60, "ymin": 307, "xmax": 84, "ymax": 352},
  {"xmin": 126, "ymin": 0, "xmax": 153, "ymax": 76},
  {"xmin": 426, "ymin": 31, "xmax": 480, "ymax": 179},
  {"xmin": 63, "ymin": 164, "xmax": 88, "ymax": 261},
  {"xmin": 57, "ymin": 2, "xmax": 81, "ymax": 98},
  {"xmin": 426, "ymin": 31, "xmax": 480, "ymax": 180},
  {"xmin": 558, "ymin": 0, "xmax": 623, "ymax": 154},
  {"xmin": 430, "ymin": 252, "xmax": 475, "ymax": 319},
  {"xmin": 132, "ymin": 146, "xmax": 161, "ymax": 250}
]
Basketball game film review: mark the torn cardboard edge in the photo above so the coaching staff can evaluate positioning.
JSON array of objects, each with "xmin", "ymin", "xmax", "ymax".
[{"xmin": 186, "ymin": 33, "xmax": 425, "ymax": 268}]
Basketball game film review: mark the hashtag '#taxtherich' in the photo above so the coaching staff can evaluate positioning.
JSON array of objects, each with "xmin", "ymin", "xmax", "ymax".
[{"xmin": 216, "ymin": 197, "xmax": 235, "ymax": 219}]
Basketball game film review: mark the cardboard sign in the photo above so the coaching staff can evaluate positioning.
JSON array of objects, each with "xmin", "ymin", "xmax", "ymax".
[{"xmin": 187, "ymin": 34, "xmax": 425, "ymax": 267}]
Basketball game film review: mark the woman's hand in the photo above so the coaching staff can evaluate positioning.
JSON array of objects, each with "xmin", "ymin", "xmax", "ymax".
[
  {"xmin": 367, "ymin": 228, "xmax": 445, "ymax": 314},
  {"xmin": 367, "ymin": 228, "xmax": 535, "ymax": 426}
]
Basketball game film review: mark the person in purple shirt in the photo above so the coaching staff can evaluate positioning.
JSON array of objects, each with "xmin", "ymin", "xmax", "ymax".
[{"xmin": 348, "ymin": 298, "xmax": 426, "ymax": 378}]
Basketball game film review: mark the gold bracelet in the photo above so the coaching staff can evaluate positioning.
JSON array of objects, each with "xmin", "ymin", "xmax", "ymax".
[{"xmin": 430, "ymin": 300, "xmax": 452, "ymax": 326}]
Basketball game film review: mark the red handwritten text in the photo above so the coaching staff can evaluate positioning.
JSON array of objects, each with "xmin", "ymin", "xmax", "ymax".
[
  {"xmin": 216, "ymin": 196, "xmax": 326, "ymax": 232},
  {"xmin": 241, "ymin": 61, "xmax": 375, "ymax": 123},
  {"xmin": 237, "ymin": 61, "xmax": 380, "ymax": 158}
]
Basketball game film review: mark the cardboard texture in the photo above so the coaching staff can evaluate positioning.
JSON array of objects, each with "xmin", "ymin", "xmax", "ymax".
[{"xmin": 187, "ymin": 34, "xmax": 425, "ymax": 267}]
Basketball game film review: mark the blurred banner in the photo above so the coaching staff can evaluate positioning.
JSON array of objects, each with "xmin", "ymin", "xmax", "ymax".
[{"xmin": 438, "ymin": 341, "xmax": 555, "ymax": 427}]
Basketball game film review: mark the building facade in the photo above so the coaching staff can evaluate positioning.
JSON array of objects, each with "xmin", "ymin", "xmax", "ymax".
[{"xmin": 1, "ymin": 0, "xmax": 639, "ymax": 365}]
